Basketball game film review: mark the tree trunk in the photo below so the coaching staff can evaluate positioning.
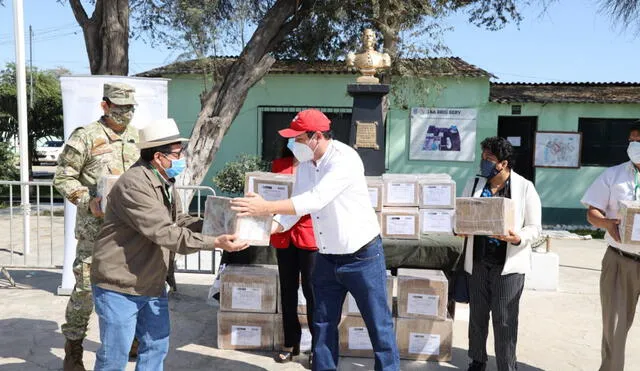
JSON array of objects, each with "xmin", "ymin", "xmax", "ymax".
[
  {"xmin": 69, "ymin": 0, "xmax": 129, "ymax": 75},
  {"xmin": 179, "ymin": 0, "xmax": 315, "ymax": 203}
]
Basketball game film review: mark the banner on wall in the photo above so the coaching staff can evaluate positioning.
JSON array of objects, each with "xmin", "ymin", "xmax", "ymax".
[{"xmin": 409, "ymin": 107, "xmax": 477, "ymax": 162}]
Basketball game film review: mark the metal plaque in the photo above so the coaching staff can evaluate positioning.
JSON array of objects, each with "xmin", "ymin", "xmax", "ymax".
[{"xmin": 354, "ymin": 121, "xmax": 379, "ymax": 150}]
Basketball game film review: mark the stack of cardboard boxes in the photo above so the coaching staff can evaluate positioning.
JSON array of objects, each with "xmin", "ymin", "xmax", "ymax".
[
  {"xmin": 217, "ymin": 264, "xmax": 279, "ymax": 350},
  {"xmin": 395, "ymin": 268, "xmax": 452, "ymax": 361},
  {"xmin": 368, "ymin": 173, "xmax": 456, "ymax": 238}
]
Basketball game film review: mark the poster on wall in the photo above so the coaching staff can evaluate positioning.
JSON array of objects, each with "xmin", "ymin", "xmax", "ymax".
[
  {"xmin": 533, "ymin": 131, "xmax": 582, "ymax": 168},
  {"xmin": 409, "ymin": 107, "xmax": 477, "ymax": 161}
]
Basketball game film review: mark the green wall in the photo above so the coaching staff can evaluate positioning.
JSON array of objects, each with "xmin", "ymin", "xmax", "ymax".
[{"xmin": 165, "ymin": 72, "xmax": 640, "ymax": 224}]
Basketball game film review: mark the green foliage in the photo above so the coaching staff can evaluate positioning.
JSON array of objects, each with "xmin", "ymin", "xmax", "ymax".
[
  {"xmin": 568, "ymin": 228, "xmax": 605, "ymax": 239},
  {"xmin": 0, "ymin": 63, "xmax": 64, "ymax": 173},
  {"xmin": 212, "ymin": 154, "xmax": 269, "ymax": 196},
  {"xmin": 0, "ymin": 142, "xmax": 18, "ymax": 192}
]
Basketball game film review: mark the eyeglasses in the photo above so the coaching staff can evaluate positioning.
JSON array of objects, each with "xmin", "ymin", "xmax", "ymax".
[{"xmin": 163, "ymin": 150, "xmax": 183, "ymax": 159}]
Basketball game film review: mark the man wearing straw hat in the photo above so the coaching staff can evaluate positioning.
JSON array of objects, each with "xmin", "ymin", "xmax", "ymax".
[{"xmin": 90, "ymin": 118, "xmax": 249, "ymax": 370}]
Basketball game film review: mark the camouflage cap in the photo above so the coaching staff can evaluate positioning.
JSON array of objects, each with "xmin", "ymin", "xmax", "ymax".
[{"xmin": 103, "ymin": 82, "xmax": 137, "ymax": 105}]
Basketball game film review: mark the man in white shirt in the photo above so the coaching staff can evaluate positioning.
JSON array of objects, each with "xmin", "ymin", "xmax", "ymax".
[
  {"xmin": 581, "ymin": 125, "xmax": 640, "ymax": 371},
  {"xmin": 231, "ymin": 109, "xmax": 399, "ymax": 371}
]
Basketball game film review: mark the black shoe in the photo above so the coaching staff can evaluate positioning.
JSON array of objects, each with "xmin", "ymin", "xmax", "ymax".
[{"xmin": 468, "ymin": 360, "xmax": 486, "ymax": 371}]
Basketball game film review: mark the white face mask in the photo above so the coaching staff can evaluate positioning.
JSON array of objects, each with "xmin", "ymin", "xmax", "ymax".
[
  {"xmin": 288, "ymin": 137, "xmax": 317, "ymax": 163},
  {"xmin": 628, "ymin": 142, "xmax": 640, "ymax": 164}
]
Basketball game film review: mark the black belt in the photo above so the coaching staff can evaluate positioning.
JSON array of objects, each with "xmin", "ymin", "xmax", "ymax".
[{"xmin": 610, "ymin": 246, "xmax": 640, "ymax": 263}]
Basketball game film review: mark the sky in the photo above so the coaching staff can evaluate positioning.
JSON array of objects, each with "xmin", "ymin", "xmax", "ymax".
[{"xmin": 0, "ymin": 0, "xmax": 639, "ymax": 82}]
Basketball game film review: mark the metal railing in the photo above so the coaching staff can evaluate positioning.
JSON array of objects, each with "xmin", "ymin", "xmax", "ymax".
[
  {"xmin": 174, "ymin": 185, "xmax": 222, "ymax": 274},
  {"xmin": 0, "ymin": 180, "xmax": 61, "ymax": 269}
]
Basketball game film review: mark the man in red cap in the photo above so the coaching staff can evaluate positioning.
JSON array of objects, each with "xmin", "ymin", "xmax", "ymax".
[{"xmin": 232, "ymin": 109, "xmax": 399, "ymax": 371}]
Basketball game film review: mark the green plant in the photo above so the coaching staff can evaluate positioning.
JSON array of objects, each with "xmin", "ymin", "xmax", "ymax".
[
  {"xmin": 212, "ymin": 154, "xmax": 269, "ymax": 196},
  {"xmin": 0, "ymin": 142, "xmax": 18, "ymax": 193},
  {"xmin": 569, "ymin": 228, "xmax": 605, "ymax": 239}
]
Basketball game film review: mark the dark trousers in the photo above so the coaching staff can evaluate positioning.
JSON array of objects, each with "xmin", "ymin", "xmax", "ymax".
[
  {"xmin": 469, "ymin": 261, "xmax": 525, "ymax": 371},
  {"xmin": 312, "ymin": 237, "xmax": 399, "ymax": 371},
  {"xmin": 277, "ymin": 244, "xmax": 317, "ymax": 349}
]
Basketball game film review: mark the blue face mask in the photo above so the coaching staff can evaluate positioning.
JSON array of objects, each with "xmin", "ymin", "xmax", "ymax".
[
  {"xmin": 163, "ymin": 156, "xmax": 186, "ymax": 178},
  {"xmin": 479, "ymin": 159, "xmax": 501, "ymax": 179}
]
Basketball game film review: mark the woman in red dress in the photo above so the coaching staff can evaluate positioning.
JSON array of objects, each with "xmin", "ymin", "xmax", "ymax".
[{"xmin": 271, "ymin": 143, "xmax": 318, "ymax": 364}]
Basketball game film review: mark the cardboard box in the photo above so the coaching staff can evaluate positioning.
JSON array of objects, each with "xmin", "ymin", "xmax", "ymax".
[
  {"xmin": 366, "ymin": 176, "xmax": 384, "ymax": 211},
  {"xmin": 220, "ymin": 264, "xmax": 278, "ymax": 313},
  {"xmin": 338, "ymin": 316, "xmax": 376, "ymax": 358},
  {"xmin": 97, "ymin": 175, "xmax": 120, "ymax": 212},
  {"xmin": 343, "ymin": 270, "xmax": 394, "ymax": 316},
  {"xmin": 418, "ymin": 175, "xmax": 456, "ymax": 209},
  {"xmin": 618, "ymin": 200, "xmax": 640, "ymax": 245},
  {"xmin": 203, "ymin": 196, "xmax": 273, "ymax": 246},
  {"xmin": 455, "ymin": 197, "xmax": 514, "ymax": 236},
  {"xmin": 244, "ymin": 171, "xmax": 294, "ymax": 201},
  {"xmin": 274, "ymin": 314, "xmax": 313, "ymax": 352},
  {"xmin": 217, "ymin": 311, "xmax": 275, "ymax": 350},
  {"xmin": 396, "ymin": 316, "xmax": 453, "ymax": 361},
  {"xmin": 420, "ymin": 209, "xmax": 455, "ymax": 235},
  {"xmin": 381, "ymin": 208, "xmax": 420, "ymax": 240},
  {"xmin": 397, "ymin": 269, "xmax": 448, "ymax": 319},
  {"xmin": 382, "ymin": 174, "xmax": 419, "ymax": 207}
]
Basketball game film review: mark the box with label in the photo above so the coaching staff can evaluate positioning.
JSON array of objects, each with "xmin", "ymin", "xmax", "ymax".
[
  {"xmin": 418, "ymin": 175, "xmax": 456, "ymax": 209},
  {"xmin": 97, "ymin": 175, "xmax": 120, "ymax": 212},
  {"xmin": 381, "ymin": 208, "xmax": 420, "ymax": 240},
  {"xmin": 220, "ymin": 264, "xmax": 278, "ymax": 313},
  {"xmin": 397, "ymin": 269, "xmax": 448, "ymax": 319},
  {"xmin": 382, "ymin": 174, "xmax": 419, "ymax": 207},
  {"xmin": 343, "ymin": 270, "xmax": 394, "ymax": 316},
  {"xmin": 396, "ymin": 316, "xmax": 452, "ymax": 361},
  {"xmin": 455, "ymin": 197, "xmax": 514, "ymax": 236},
  {"xmin": 274, "ymin": 314, "xmax": 313, "ymax": 352},
  {"xmin": 339, "ymin": 316, "xmax": 393, "ymax": 358},
  {"xmin": 244, "ymin": 171, "xmax": 294, "ymax": 201},
  {"xmin": 217, "ymin": 311, "xmax": 275, "ymax": 350},
  {"xmin": 366, "ymin": 176, "xmax": 384, "ymax": 211},
  {"xmin": 203, "ymin": 196, "xmax": 273, "ymax": 246},
  {"xmin": 618, "ymin": 200, "xmax": 640, "ymax": 245},
  {"xmin": 420, "ymin": 209, "xmax": 455, "ymax": 235}
]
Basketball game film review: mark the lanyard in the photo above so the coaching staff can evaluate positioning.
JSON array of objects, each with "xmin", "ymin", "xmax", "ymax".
[{"xmin": 634, "ymin": 167, "xmax": 640, "ymax": 201}]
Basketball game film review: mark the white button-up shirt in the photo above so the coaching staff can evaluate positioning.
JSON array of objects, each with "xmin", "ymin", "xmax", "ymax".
[
  {"xmin": 275, "ymin": 140, "xmax": 380, "ymax": 254},
  {"xmin": 581, "ymin": 161, "xmax": 640, "ymax": 255}
]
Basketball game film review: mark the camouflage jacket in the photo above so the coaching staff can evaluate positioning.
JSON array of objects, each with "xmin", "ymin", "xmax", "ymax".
[{"xmin": 54, "ymin": 118, "xmax": 139, "ymax": 241}]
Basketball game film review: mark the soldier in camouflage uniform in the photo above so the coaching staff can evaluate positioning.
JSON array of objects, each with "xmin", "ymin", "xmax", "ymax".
[{"xmin": 54, "ymin": 83, "xmax": 139, "ymax": 371}]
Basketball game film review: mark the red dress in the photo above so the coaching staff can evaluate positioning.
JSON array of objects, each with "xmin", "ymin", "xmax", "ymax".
[{"xmin": 269, "ymin": 157, "xmax": 318, "ymax": 251}]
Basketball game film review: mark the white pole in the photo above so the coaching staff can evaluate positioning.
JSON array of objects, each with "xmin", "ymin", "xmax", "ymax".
[{"xmin": 13, "ymin": 0, "xmax": 30, "ymax": 255}]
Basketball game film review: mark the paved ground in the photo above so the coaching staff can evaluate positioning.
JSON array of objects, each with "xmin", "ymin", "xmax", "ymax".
[{"xmin": 2, "ymin": 238, "xmax": 640, "ymax": 371}]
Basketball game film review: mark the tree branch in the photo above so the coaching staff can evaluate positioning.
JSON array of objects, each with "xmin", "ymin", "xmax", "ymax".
[{"xmin": 68, "ymin": 0, "xmax": 89, "ymax": 27}]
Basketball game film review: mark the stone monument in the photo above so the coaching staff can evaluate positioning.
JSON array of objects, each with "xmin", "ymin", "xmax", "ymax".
[{"xmin": 345, "ymin": 28, "xmax": 391, "ymax": 176}]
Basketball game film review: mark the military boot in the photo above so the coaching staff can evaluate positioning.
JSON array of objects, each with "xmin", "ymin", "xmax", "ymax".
[{"xmin": 63, "ymin": 338, "xmax": 86, "ymax": 371}]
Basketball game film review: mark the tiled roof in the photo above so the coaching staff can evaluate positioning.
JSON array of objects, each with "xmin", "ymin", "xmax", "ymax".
[
  {"xmin": 490, "ymin": 82, "xmax": 640, "ymax": 104},
  {"xmin": 136, "ymin": 56, "xmax": 493, "ymax": 78}
]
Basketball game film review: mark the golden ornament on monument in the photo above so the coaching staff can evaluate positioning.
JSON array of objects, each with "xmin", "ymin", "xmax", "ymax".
[{"xmin": 346, "ymin": 29, "xmax": 391, "ymax": 84}]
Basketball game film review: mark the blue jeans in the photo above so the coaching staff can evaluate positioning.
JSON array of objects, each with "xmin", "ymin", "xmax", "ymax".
[
  {"xmin": 92, "ymin": 285, "xmax": 170, "ymax": 371},
  {"xmin": 311, "ymin": 236, "xmax": 399, "ymax": 371}
]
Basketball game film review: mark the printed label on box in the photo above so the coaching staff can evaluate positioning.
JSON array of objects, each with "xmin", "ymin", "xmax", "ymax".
[
  {"xmin": 348, "ymin": 327, "xmax": 373, "ymax": 350},
  {"xmin": 387, "ymin": 183, "xmax": 415, "ymax": 204},
  {"xmin": 231, "ymin": 325, "xmax": 262, "ymax": 346},
  {"xmin": 407, "ymin": 293, "xmax": 438, "ymax": 316},
  {"xmin": 422, "ymin": 185, "xmax": 452, "ymax": 206},
  {"xmin": 369, "ymin": 188, "xmax": 379, "ymax": 208},
  {"xmin": 422, "ymin": 211, "xmax": 453, "ymax": 233},
  {"xmin": 236, "ymin": 217, "xmax": 268, "ymax": 241},
  {"xmin": 231, "ymin": 287, "xmax": 262, "ymax": 310},
  {"xmin": 387, "ymin": 215, "xmax": 416, "ymax": 235},
  {"xmin": 347, "ymin": 293, "xmax": 360, "ymax": 313},
  {"xmin": 300, "ymin": 328, "xmax": 313, "ymax": 352},
  {"xmin": 258, "ymin": 183, "xmax": 289, "ymax": 201},
  {"xmin": 632, "ymin": 214, "xmax": 640, "ymax": 241},
  {"xmin": 408, "ymin": 333, "xmax": 440, "ymax": 355}
]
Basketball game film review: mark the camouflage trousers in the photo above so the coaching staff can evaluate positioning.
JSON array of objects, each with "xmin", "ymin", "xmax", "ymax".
[{"xmin": 61, "ymin": 239, "xmax": 94, "ymax": 341}]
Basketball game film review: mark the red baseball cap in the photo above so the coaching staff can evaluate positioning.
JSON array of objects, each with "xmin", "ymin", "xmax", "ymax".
[{"xmin": 278, "ymin": 109, "xmax": 331, "ymax": 138}]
